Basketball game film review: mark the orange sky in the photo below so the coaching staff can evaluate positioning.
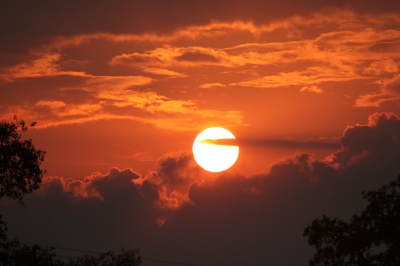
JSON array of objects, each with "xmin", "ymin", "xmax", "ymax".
[{"xmin": 1, "ymin": 1, "xmax": 400, "ymax": 265}]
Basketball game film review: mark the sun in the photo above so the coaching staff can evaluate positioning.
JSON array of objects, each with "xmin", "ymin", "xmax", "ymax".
[{"xmin": 192, "ymin": 127, "xmax": 239, "ymax": 172}]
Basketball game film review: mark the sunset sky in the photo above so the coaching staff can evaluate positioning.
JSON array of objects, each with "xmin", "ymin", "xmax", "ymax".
[{"xmin": 1, "ymin": 1, "xmax": 400, "ymax": 265}]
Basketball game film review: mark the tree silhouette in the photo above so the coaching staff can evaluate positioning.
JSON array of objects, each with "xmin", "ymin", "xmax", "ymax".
[
  {"xmin": 0, "ymin": 239, "xmax": 141, "ymax": 266},
  {"xmin": 304, "ymin": 175, "xmax": 400, "ymax": 266},
  {"xmin": 66, "ymin": 249, "xmax": 141, "ymax": 266},
  {"xmin": 0, "ymin": 237, "xmax": 64, "ymax": 266},
  {"xmin": 0, "ymin": 117, "xmax": 62, "ymax": 265},
  {"xmin": 0, "ymin": 117, "xmax": 142, "ymax": 265},
  {"xmin": 0, "ymin": 116, "xmax": 46, "ymax": 205},
  {"xmin": 0, "ymin": 116, "xmax": 46, "ymax": 240}
]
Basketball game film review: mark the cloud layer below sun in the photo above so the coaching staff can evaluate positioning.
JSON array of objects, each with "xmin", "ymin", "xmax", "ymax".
[{"xmin": 1, "ymin": 112, "xmax": 400, "ymax": 265}]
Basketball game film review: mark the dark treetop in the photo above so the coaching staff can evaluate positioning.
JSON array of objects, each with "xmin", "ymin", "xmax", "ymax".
[{"xmin": 304, "ymin": 175, "xmax": 400, "ymax": 266}]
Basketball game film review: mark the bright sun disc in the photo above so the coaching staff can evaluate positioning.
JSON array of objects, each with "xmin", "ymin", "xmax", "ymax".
[{"xmin": 192, "ymin": 127, "xmax": 239, "ymax": 172}]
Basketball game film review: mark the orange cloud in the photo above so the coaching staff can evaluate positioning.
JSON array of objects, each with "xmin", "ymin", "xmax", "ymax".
[
  {"xmin": 41, "ymin": 11, "xmax": 400, "ymax": 52},
  {"xmin": 143, "ymin": 68, "xmax": 187, "ymax": 77},
  {"xmin": 355, "ymin": 74, "xmax": 400, "ymax": 107},
  {"xmin": 3, "ymin": 9, "xmax": 400, "ymax": 126},
  {"xmin": 4, "ymin": 87, "xmax": 244, "ymax": 130},
  {"xmin": 198, "ymin": 83, "xmax": 226, "ymax": 89},
  {"xmin": 231, "ymin": 66, "xmax": 362, "ymax": 89},
  {"xmin": 354, "ymin": 93, "xmax": 397, "ymax": 107},
  {"xmin": 364, "ymin": 59, "xmax": 398, "ymax": 75},
  {"xmin": 300, "ymin": 85, "xmax": 324, "ymax": 93},
  {"xmin": 0, "ymin": 53, "xmax": 86, "ymax": 82},
  {"xmin": 35, "ymin": 100, "xmax": 67, "ymax": 109},
  {"xmin": 101, "ymin": 16, "xmax": 400, "ymax": 98},
  {"xmin": 109, "ymin": 46, "xmax": 234, "ymax": 69}
]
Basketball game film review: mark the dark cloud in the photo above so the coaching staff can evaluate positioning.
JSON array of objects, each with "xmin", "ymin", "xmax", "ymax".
[
  {"xmin": 367, "ymin": 40, "xmax": 400, "ymax": 53},
  {"xmin": 0, "ymin": 76, "xmax": 93, "ymax": 107},
  {"xmin": 332, "ymin": 112, "xmax": 400, "ymax": 166},
  {"xmin": 1, "ymin": 167, "xmax": 163, "ymax": 255},
  {"xmin": 175, "ymin": 52, "xmax": 219, "ymax": 63},
  {"xmin": 2, "ymin": 0, "xmax": 399, "ymax": 56},
  {"xmin": 141, "ymin": 151, "xmax": 201, "ymax": 208},
  {"xmin": 153, "ymin": 151, "xmax": 200, "ymax": 186},
  {"xmin": 206, "ymin": 138, "xmax": 341, "ymax": 149},
  {"xmin": 1, "ymin": 112, "xmax": 400, "ymax": 265},
  {"xmin": 384, "ymin": 74, "xmax": 400, "ymax": 95}
]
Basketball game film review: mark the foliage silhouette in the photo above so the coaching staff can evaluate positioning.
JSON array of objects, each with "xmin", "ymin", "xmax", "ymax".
[
  {"xmin": 304, "ymin": 175, "xmax": 400, "ymax": 266},
  {"xmin": 0, "ymin": 117, "xmax": 142, "ymax": 265},
  {"xmin": 0, "ymin": 239, "xmax": 141, "ymax": 266},
  {"xmin": 0, "ymin": 117, "xmax": 61, "ymax": 266},
  {"xmin": 66, "ymin": 249, "xmax": 141, "ymax": 266},
  {"xmin": 0, "ymin": 116, "xmax": 46, "ymax": 205},
  {"xmin": 0, "ymin": 237, "xmax": 64, "ymax": 266}
]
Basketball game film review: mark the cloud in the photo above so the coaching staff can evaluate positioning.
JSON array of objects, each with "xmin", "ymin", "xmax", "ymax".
[
  {"xmin": 3, "ymin": 10, "xmax": 400, "ymax": 139},
  {"xmin": 30, "ymin": 152, "xmax": 197, "ymax": 216},
  {"xmin": 108, "ymin": 52, "xmax": 165, "ymax": 68},
  {"xmin": 154, "ymin": 151, "xmax": 200, "ymax": 187},
  {"xmin": 109, "ymin": 46, "xmax": 231, "ymax": 69},
  {"xmin": 2, "ymin": 112, "xmax": 400, "ymax": 265},
  {"xmin": 2, "ymin": 167, "xmax": 164, "ymax": 251},
  {"xmin": 20, "ymin": 112, "xmax": 400, "ymax": 210},
  {"xmin": 142, "ymin": 68, "xmax": 186, "ymax": 77},
  {"xmin": 0, "ymin": 69, "xmax": 244, "ymax": 130},
  {"xmin": 175, "ymin": 51, "xmax": 219, "ymax": 62},
  {"xmin": 206, "ymin": 138, "xmax": 340, "ymax": 149},
  {"xmin": 3, "ymin": 11, "xmax": 400, "ymax": 110},
  {"xmin": 330, "ymin": 112, "xmax": 400, "ymax": 168},
  {"xmin": 231, "ymin": 66, "xmax": 362, "ymax": 89},
  {"xmin": 198, "ymin": 82, "xmax": 226, "ymax": 89},
  {"xmin": 364, "ymin": 59, "xmax": 398, "ymax": 75},
  {"xmin": 135, "ymin": 151, "xmax": 201, "ymax": 210},
  {"xmin": 354, "ymin": 93, "xmax": 398, "ymax": 107},
  {"xmin": 355, "ymin": 74, "xmax": 400, "ymax": 107},
  {"xmin": 41, "ymin": 168, "xmax": 144, "ymax": 201},
  {"xmin": 0, "ymin": 53, "xmax": 86, "ymax": 82},
  {"xmin": 1, "ymin": 100, "xmax": 245, "ymax": 131},
  {"xmin": 24, "ymin": 98, "xmax": 245, "ymax": 131},
  {"xmin": 300, "ymin": 85, "xmax": 324, "ymax": 93},
  {"xmin": 35, "ymin": 100, "xmax": 67, "ymax": 109},
  {"xmin": 37, "ymin": 154, "xmax": 200, "ymax": 220},
  {"xmin": 2, "ymin": 1, "xmax": 400, "ymax": 56}
]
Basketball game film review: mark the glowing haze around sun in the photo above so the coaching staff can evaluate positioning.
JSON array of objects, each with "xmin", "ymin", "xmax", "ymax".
[{"xmin": 192, "ymin": 127, "xmax": 239, "ymax": 172}]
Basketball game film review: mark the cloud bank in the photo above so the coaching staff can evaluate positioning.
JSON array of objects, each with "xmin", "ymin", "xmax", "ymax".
[{"xmin": 1, "ymin": 112, "xmax": 400, "ymax": 265}]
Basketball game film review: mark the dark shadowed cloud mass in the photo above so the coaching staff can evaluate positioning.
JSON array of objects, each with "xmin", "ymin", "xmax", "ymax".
[
  {"xmin": 1, "ymin": 112, "xmax": 400, "ymax": 265},
  {"xmin": 205, "ymin": 138, "xmax": 341, "ymax": 149}
]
